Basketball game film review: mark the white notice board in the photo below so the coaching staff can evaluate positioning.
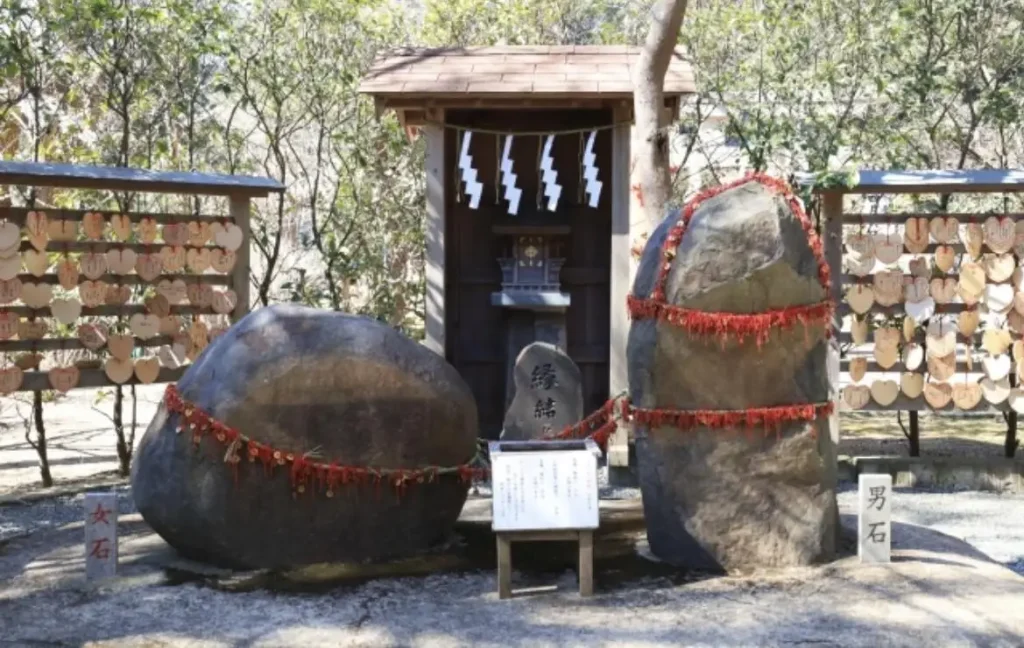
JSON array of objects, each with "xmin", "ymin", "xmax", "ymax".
[{"xmin": 489, "ymin": 440, "xmax": 600, "ymax": 532}]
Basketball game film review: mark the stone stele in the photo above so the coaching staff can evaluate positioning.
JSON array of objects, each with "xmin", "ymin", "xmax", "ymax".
[
  {"xmin": 501, "ymin": 342, "xmax": 584, "ymax": 441},
  {"xmin": 131, "ymin": 304, "xmax": 479, "ymax": 569},
  {"xmin": 627, "ymin": 181, "xmax": 838, "ymax": 572}
]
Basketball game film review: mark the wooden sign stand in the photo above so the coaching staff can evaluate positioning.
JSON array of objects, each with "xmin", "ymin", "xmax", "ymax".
[
  {"xmin": 496, "ymin": 528, "xmax": 594, "ymax": 599},
  {"xmin": 489, "ymin": 439, "xmax": 600, "ymax": 599}
]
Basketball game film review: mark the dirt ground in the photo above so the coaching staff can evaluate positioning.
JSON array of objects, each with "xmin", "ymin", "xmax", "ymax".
[
  {"xmin": 1, "ymin": 497, "xmax": 1024, "ymax": 647},
  {"xmin": 841, "ymin": 412, "xmax": 1019, "ymax": 460}
]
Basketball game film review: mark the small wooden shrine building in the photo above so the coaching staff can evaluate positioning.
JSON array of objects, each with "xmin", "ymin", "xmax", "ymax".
[{"xmin": 360, "ymin": 46, "xmax": 696, "ymax": 437}]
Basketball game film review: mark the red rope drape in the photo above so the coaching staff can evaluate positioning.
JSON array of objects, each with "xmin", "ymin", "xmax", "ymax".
[{"xmin": 164, "ymin": 383, "xmax": 830, "ymax": 499}]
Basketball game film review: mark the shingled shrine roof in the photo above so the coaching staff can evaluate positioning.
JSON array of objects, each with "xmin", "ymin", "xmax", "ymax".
[{"xmin": 359, "ymin": 45, "xmax": 696, "ymax": 101}]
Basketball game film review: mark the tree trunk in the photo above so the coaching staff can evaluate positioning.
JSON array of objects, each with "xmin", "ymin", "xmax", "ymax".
[
  {"xmin": 1007, "ymin": 412, "xmax": 1019, "ymax": 459},
  {"xmin": 114, "ymin": 385, "xmax": 130, "ymax": 477},
  {"xmin": 908, "ymin": 411, "xmax": 920, "ymax": 457},
  {"xmin": 634, "ymin": 0, "xmax": 690, "ymax": 229},
  {"xmin": 33, "ymin": 391, "xmax": 53, "ymax": 487}
]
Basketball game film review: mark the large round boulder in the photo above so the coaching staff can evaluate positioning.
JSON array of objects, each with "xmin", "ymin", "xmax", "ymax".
[
  {"xmin": 628, "ymin": 179, "xmax": 838, "ymax": 572},
  {"xmin": 132, "ymin": 304, "xmax": 479, "ymax": 569}
]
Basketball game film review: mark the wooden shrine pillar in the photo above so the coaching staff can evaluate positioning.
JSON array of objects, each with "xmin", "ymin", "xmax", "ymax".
[
  {"xmin": 607, "ymin": 103, "xmax": 633, "ymax": 470},
  {"xmin": 821, "ymin": 190, "xmax": 844, "ymax": 553},
  {"xmin": 424, "ymin": 113, "xmax": 447, "ymax": 357}
]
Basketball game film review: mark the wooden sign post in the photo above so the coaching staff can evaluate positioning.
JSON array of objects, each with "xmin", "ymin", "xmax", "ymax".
[
  {"xmin": 489, "ymin": 439, "xmax": 600, "ymax": 598},
  {"xmin": 858, "ymin": 473, "xmax": 892, "ymax": 564},
  {"xmin": 84, "ymin": 492, "xmax": 118, "ymax": 581}
]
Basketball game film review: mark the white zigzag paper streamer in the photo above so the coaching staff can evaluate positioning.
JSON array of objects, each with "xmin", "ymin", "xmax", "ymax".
[
  {"xmin": 458, "ymin": 132, "xmax": 483, "ymax": 209},
  {"xmin": 500, "ymin": 135, "xmax": 522, "ymax": 215},
  {"xmin": 583, "ymin": 131, "xmax": 602, "ymax": 208},
  {"xmin": 540, "ymin": 135, "xmax": 561, "ymax": 211}
]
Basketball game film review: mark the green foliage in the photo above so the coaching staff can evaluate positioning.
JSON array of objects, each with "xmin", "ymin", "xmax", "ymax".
[
  {"xmin": 676, "ymin": 0, "xmax": 1024, "ymax": 212},
  {"xmin": 420, "ymin": 0, "xmax": 648, "ymax": 46}
]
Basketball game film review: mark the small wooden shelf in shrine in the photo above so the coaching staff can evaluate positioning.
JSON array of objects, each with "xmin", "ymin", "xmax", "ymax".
[{"xmin": 491, "ymin": 221, "xmax": 571, "ymax": 236}]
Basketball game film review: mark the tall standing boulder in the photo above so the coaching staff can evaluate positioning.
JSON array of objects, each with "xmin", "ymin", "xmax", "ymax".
[
  {"xmin": 132, "ymin": 304, "xmax": 479, "ymax": 569},
  {"xmin": 627, "ymin": 178, "xmax": 837, "ymax": 572}
]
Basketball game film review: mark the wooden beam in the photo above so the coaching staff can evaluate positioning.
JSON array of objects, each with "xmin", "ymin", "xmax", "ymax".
[
  {"xmin": 841, "ymin": 396, "xmax": 1014, "ymax": 413},
  {"xmin": 9, "ymin": 273, "xmax": 230, "ymax": 286},
  {"xmin": 2, "ymin": 304, "xmax": 217, "ymax": 317},
  {"xmin": 229, "ymin": 196, "xmax": 251, "ymax": 323},
  {"xmin": 3, "ymin": 334, "xmax": 185, "ymax": 353},
  {"xmin": 0, "ymin": 207, "xmax": 233, "ymax": 224},
  {"xmin": 842, "ymin": 212, "xmax": 1024, "ymax": 223},
  {"xmin": 15, "ymin": 241, "xmax": 229, "ymax": 254},
  {"xmin": 838, "ymin": 302, "xmax": 971, "ymax": 316},
  {"xmin": 813, "ymin": 169, "xmax": 1024, "ymax": 195},
  {"xmin": 16, "ymin": 366, "xmax": 187, "ymax": 392},
  {"xmin": 822, "ymin": 190, "xmax": 844, "ymax": 558},
  {"xmin": 382, "ymin": 97, "xmax": 629, "ymax": 111},
  {"xmin": 0, "ymin": 161, "xmax": 283, "ymax": 198},
  {"xmin": 401, "ymin": 109, "xmax": 427, "ymax": 127}
]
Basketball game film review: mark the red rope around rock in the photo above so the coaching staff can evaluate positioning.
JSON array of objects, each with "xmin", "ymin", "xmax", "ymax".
[
  {"xmin": 630, "ymin": 401, "xmax": 832, "ymax": 439},
  {"xmin": 163, "ymin": 384, "xmax": 626, "ymax": 497},
  {"xmin": 165, "ymin": 383, "xmax": 830, "ymax": 499},
  {"xmin": 626, "ymin": 294, "xmax": 833, "ymax": 349}
]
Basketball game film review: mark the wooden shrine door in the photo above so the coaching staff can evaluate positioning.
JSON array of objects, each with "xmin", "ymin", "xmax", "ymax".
[{"xmin": 444, "ymin": 109, "xmax": 612, "ymax": 438}]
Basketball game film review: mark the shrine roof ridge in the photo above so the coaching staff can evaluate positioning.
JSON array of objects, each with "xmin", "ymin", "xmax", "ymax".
[{"xmin": 360, "ymin": 45, "xmax": 696, "ymax": 99}]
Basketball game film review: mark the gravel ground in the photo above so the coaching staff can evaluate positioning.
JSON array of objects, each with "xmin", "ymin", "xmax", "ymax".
[
  {"xmin": 4, "ymin": 482, "xmax": 1023, "ymax": 576},
  {"xmin": 2, "ymin": 488, "xmax": 1024, "ymax": 647},
  {"xmin": 836, "ymin": 486, "xmax": 1024, "ymax": 575},
  {"xmin": 0, "ymin": 484, "xmax": 136, "ymax": 543}
]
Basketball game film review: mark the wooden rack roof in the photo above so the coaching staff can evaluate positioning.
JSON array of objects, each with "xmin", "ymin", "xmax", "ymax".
[
  {"xmin": 0, "ymin": 161, "xmax": 284, "ymax": 198},
  {"xmin": 360, "ymin": 45, "xmax": 696, "ymax": 119},
  {"xmin": 802, "ymin": 169, "xmax": 1024, "ymax": 194}
]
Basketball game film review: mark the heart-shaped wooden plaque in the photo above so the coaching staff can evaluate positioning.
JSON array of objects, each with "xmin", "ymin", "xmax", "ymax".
[
  {"xmin": 134, "ymin": 357, "xmax": 161, "ymax": 384},
  {"xmin": 210, "ymin": 248, "xmax": 236, "ymax": 274},
  {"xmin": 982, "ymin": 376, "xmax": 1011, "ymax": 404},
  {"xmin": 0, "ymin": 366, "xmax": 23, "ymax": 395},
  {"xmin": 80, "ymin": 253, "xmax": 107, "ymax": 280},
  {"xmin": 929, "ymin": 216, "xmax": 959, "ymax": 244},
  {"xmin": 104, "ymin": 357, "xmax": 134, "ymax": 384},
  {"xmin": 48, "ymin": 366, "xmax": 80, "ymax": 393},
  {"xmin": 927, "ymin": 353, "xmax": 956, "ymax": 382},
  {"xmin": 849, "ymin": 357, "xmax": 867, "ymax": 383},
  {"xmin": 923, "ymin": 382, "xmax": 953, "ymax": 409},
  {"xmin": 985, "ymin": 216, "xmax": 1015, "ymax": 254},
  {"xmin": 901, "ymin": 372, "xmax": 924, "ymax": 398},
  {"xmin": 110, "ymin": 214, "xmax": 133, "ymax": 241},
  {"xmin": 842, "ymin": 385, "xmax": 870, "ymax": 410},
  {"xmin": 952, "ymin": 382, "xmax": 983, "ymax": 411},
  {"xmin": 107, "ymin": 334, "xmax": 135, "ymax": 361}
]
